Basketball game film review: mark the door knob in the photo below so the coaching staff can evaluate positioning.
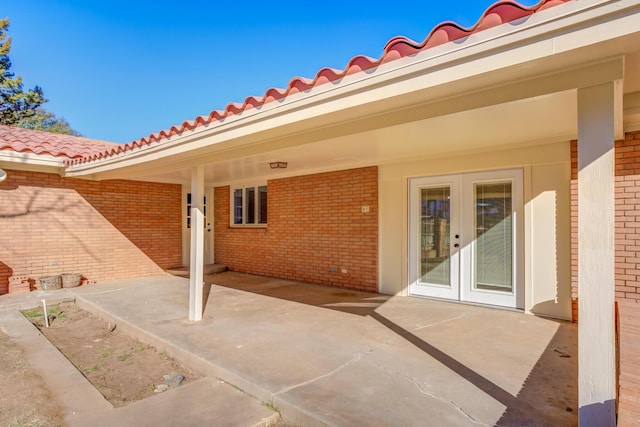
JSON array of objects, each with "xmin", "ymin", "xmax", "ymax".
[{"xmin": 454, "ymin": 243, "xmax": 460, "ymax": 248}]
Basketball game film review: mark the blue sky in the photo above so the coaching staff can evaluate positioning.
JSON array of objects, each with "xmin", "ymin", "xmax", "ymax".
[{"xmin": 4, "ymin": 0, "xmax": 538, "ymax": 143}]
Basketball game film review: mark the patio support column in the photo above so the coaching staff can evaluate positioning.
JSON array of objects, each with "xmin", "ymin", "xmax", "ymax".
[
  {"xmin": 189, "ymin": 165, "xmax": 205, "ymax": 321},
  {"xmin": 577, "ymin": 81, "xmax": 621, "ymax": 426}
]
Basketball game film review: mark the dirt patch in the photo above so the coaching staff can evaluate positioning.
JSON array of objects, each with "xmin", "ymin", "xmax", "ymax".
[
  {"xmin": 0, "ymin": 331, "xmax": 64, "ymax": 427},
  {"xmin": 22, "ymin": 302, "xmax": 199, "ymax": 408}
]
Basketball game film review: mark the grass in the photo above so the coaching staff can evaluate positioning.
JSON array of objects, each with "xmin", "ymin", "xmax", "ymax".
[
  {"xmin": 262, "ymin": 400, "xmax": 278, "ymax": 411},
  {"xmin": 21, "ymin": 308, "xmax": 42, "ymax": 318},
  {"xmin": 100, "ymin": 347, "xmax": 114, "ymax": 358},
  {"xmin": 82, "ymin": 365, "xmax": 99, "ymax": 374},
  {"xmin": 117, "ymin": 353, "xmax": 130, "ymax": 362},
  {"xmin": 132, "ymin": 341, "xmax": 147, "ymax": 352},
  {"xmin": 22, "ymin": 306, "xmax": 64, "ymax": 321}
]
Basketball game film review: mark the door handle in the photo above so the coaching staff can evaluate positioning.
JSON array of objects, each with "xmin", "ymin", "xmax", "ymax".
[{"xmin": 454, "ymin": 243, "xmax": 460, "ymax": 248}]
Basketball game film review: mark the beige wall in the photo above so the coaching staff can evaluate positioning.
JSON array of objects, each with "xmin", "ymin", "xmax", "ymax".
[{"xmin": 378, "ymin": 141, "xmax": 572, "ymax": 319}]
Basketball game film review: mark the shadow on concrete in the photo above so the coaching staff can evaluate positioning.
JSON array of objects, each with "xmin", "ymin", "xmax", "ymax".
[
  {"xmin": 206, "ymin": 273, "xmax": 389, "ymax": 317},
  {"xmin": 494, "ymin": 319, "xmax": 577, "ymax": 426},
  {"xmin": 208, "ymin": 273, "xmax": 577, "ymax": 425},
  {"xmin": 202, "ymin": 282, "xmax": 212, "ymax": 315},
  {"xmin": 576, "ymin": 400, "xmax": 616, "ymax": 426}
]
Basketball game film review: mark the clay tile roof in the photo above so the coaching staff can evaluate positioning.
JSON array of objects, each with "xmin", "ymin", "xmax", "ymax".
[
  {"xmin": 68, "ymin": 0, "xmax": 570, "ymax": 167},
  {"xmin": 0, "ymin": 124, "xmax": 119, "ymax": 160}
]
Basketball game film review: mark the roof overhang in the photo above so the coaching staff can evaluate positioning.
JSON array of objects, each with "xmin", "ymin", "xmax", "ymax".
[
  {"xmin": 64, "ymin": 0, "xmax": 640, "ymax": 182},
  {"xmin": 0, "ymin": 150, "xmax": 67, "ymax": 175}
]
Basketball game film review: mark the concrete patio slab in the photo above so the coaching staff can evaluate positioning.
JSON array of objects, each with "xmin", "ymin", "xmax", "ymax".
[
  {"xmin": 69, "ymin": 377, "xmax": 278, "ymax": 427},
  {"xmin": 63, "ymin": 272, "xmax": 577, "ymax": 427},
  {"xmin": 0, "ymin": 287, "xmax": 76, "ymax": 312}
]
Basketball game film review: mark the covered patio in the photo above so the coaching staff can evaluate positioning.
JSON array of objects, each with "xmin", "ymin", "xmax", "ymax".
[
  {"xmin": 57, "ymin": 272, "xmax": 577, "ymax": 426},
  {"xmin": 60, "ymin": 4, "xmax": 640, "ymax": 421},
  {"xmin": 1, "ymin": 1, "xmax": 638, "ymax": 424}
]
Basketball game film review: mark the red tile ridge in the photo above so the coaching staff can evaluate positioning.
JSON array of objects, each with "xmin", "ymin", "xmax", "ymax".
[{"xmin": 68, "ymin": 0, "xmax": 571, "ymax": 167}]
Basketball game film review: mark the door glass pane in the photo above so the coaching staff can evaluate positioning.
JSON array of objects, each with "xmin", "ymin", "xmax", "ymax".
[
  {"xmin": 474, "ymin": 181, "xmax": 512, "ymax": 292},
  {"xmin": 246, "ymin": 187, "xmax": 255, "ymax": 224},
  {"xmin": 419, "ymin": 186, "xmax": 450, "ymax": 286}
]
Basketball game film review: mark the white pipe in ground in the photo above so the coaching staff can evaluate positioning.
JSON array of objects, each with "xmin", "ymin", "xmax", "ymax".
[{"xmin": 42, "ymin": 299, "xmax": 49, "ymax": 328}]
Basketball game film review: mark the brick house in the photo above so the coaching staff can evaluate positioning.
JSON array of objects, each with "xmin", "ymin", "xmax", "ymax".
[{"xmin": 1, "ymin": 0, "xmax": 639, "ymax": 424}]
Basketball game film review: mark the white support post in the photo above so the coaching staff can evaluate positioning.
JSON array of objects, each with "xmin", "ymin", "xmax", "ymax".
[
  {"xmin": 577, "ymin": 82, "xmax": 620, "ymax": 426},
  {"xmin": 189, "ymin": 165, "xmax": 205, "ymax": 321}
]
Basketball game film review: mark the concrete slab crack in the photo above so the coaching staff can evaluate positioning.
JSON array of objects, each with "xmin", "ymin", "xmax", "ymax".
[
  {"xmin": 273, "ymin": 348, "xmax": 375, "ymax": 396},
  {"xmin": 78, "ymin": 288, "xmax": 129, "ymax": 295},
  {"xmin": 368, "ymin": 358, "xmax": 490, "ymax": 426},
  {"xmin": 413, "ymin": 313, "xmax": 469, "ymax": 331}
]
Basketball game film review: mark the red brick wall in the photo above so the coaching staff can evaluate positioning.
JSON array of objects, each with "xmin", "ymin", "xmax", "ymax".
[
  {"xmin": 613, "ymin": 131, "xmax": 640, "ymax": 303},
  {"xmin": 0, "ymin": 169, "xmax": 182, "ymax": 294},
  {"xmin": 214, "ymin": 166, "xmax": 378, "ymax": 292},
  {"xmin": 571, "ymin": 130, "xmax": 640, "ymax": 319}
]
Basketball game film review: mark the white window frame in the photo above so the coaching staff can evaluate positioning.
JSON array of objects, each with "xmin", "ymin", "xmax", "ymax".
[{"xmin": 230, "ymin": 183, "xmax": 267, "ymax": 227}]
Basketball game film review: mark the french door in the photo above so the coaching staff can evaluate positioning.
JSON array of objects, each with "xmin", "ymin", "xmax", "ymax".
[{"xmin": 409, "ymin": 169, "xmax": 523, "ymax": 309}]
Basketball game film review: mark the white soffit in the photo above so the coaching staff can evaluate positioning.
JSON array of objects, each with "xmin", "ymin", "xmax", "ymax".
[{"xmin": 125, "ymin": 90, "xmax": 578, "ymax": 186}]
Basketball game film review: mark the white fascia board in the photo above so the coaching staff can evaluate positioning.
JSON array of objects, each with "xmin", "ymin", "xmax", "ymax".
[
  {"xmin": 66, "ymin": 0, "xmax": 640, "ymax": 177},
  {"xmin": 0, "ymin": 151, "xmax": 66, "ymax": 173}
]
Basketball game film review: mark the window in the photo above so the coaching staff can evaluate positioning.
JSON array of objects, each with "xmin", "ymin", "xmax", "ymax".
[{"xmin": 232, "ymin": 185, "xmax": 267, "ymax": 226}]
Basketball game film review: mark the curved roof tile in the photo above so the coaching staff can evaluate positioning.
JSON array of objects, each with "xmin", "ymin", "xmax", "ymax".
[
  {"xmin": 67, "ymin": 0, "xmax": 569, "ymax": 166},
  {"xmin": 0, "ymin": 124, "xmax": 119, "ymax": 160}
]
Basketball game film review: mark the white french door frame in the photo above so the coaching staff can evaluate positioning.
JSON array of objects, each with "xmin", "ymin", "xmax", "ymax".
[
  {"xmin": 460, "ymin": 169, "xmax": 524, "ymax": 309},
  {"xmin": 408, "ymin": 168, "xmax": 524, "ymax": 309},
  {"xmin": 409, "ymin": 174, "xmax": 461, "ymax": 300}
]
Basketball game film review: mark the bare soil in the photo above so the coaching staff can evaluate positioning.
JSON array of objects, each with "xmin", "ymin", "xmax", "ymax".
[
  {"xmin": 21, "ymin": 302, "xmax": 199, "ymax": 408},
  {"xmin": 0, "ymin": 331, "xmax": 64, "ymax": 427}
]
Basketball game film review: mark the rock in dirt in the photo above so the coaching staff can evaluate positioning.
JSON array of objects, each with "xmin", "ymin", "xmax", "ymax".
[
  {"xmin": 163, "ymin": 374, "xmax": 185, "ymax": 388},
  {"xmin": 153, "ymin": 384, "xmax": 169, "ymax": 393}
]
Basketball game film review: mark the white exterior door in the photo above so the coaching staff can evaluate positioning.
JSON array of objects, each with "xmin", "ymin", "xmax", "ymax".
[
  {"xmin": 203, "ymin": 188, "xmax": 214, "ymax": 264},
  {"xmin": 409, "ymin": 169, "xmax": 523, "ymax": 309},
  {"xmin": 409, "ymin": 174, "xmax": 461, "ymax": 300},
  {"xmin": 183, "ymin": 188, "xmax": 214, "ymax": 266}
]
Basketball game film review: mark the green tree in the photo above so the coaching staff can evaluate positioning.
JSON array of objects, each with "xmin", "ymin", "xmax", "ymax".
[
  {"xmin": 0, "ymin": 18, "xmax": 46, "ymax": 126},
  {"xmin": 18, "ymin": 107, "xmax": 82, "ymax": 136}
]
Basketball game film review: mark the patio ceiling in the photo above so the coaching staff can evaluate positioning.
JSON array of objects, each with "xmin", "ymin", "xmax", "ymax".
[{"xmin": 135, "ymin": 89, "xmax": 580, "ymax": 186}]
